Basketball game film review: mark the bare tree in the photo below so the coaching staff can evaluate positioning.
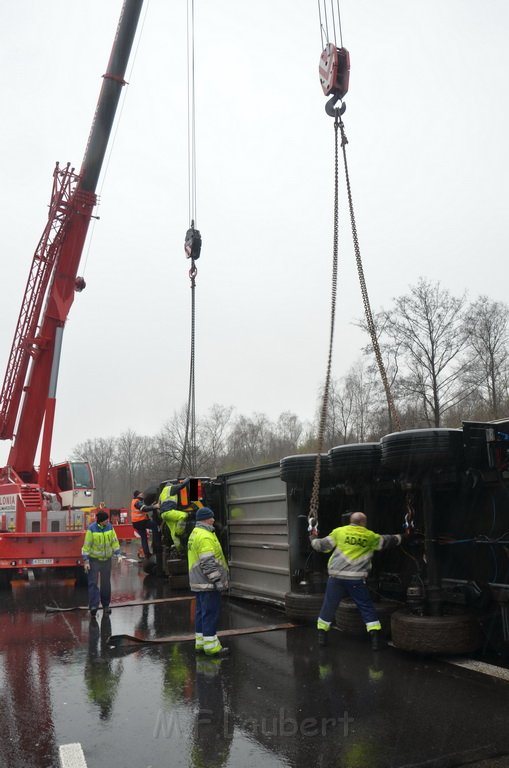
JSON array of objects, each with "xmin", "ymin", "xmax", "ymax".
[
  {"xmin": 315, "ymin": 378, "xmax": 345, "ymax": 449},
  {"xmin": 269, "ymin": 411, "xmax": 304, "ymax": 458},
  {"xmin": 357, "ymin": 309, "xmax": 402, "ymax": 434},
  {"xmin": 227, "ymin": 412, "xmax": 273, "ymax": 468},
  {"xmin": 382, "ymin": 278, "xmax": 470, "ymax": 427},
  {"xmin": 463, "ymin": 296, "xmax": 509, "ymax": 419},
  {"xmin": 348, "ymin": 361, "xmax": 376, "ymax": 442},
  {"xmin": 156, "ymin": 407, "xmax": 195, "ymax": 479},
  {"xmin": 116, "ymin": 429, "xmax": 151, "ymax": 496},
  {"xmin": 334, "ymin": 375, "xmax": 354, "ymax": 445},
  {"xmin": 200, "ymin": 404, "xmax": 234, "ymax": 476}
]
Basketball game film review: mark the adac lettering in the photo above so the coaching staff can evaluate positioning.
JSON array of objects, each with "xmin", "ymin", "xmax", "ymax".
[{"xmin": 344, "ymin": 534, "xmax": 367, "ymax": 547}]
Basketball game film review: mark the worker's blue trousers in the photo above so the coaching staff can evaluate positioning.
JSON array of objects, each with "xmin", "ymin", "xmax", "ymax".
[
  {"xmin": 88, "ymin": 558, "xmax": 112, "ymax": 610},
  {"xmin": 319, "ymin": 576, "xmax": 378, "ymax": 627},
  {"xmin": 194, "ymin": 590, "xmax": 222, "ymax": 637}
]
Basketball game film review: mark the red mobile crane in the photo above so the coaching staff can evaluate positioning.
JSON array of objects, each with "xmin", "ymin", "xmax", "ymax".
[{"xmin": 0, "ymin": 0, "xmax": 144, "ymax": 581}]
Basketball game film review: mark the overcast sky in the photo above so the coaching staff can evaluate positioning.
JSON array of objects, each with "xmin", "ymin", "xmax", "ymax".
[{"xmin": 1, "ymin": 0, "xmax": 508, "ymax": 467}]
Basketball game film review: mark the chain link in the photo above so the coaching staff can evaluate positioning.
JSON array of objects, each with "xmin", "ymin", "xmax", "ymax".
[
  {"xmin": 338, "ymin": 115, "xmax": 401, "ymax": 433},
  {"xmin": 308, "ymin": 110, "xmax": 401, "ymax": 525},
  {"xmin": 308, "ymin": 115, "xmax": 340, "ymax": 522}
]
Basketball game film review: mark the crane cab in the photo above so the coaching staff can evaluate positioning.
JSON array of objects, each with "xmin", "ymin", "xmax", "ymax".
[{"xmin": 49, "ymin": 461, "xmax": 95, "ymax": 510}]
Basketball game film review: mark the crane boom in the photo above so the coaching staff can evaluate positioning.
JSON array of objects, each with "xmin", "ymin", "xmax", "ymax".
[
  {"xmin": 0, "ymin": 165, "xmax": 78, "ymax": 443},
  {"xmin": 0, "ymin": 0, "xmax": 144, "ymax": 577},
  {"xmin": 1, "ymin": 0, "xmax": 143, "ymax": 483}
]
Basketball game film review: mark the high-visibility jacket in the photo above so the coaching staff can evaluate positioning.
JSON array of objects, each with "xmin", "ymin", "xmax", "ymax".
[
  {"xmin": 187, "ymin": 524, "xmax": 228, "ymax": 591},
  {"xmin": 131, "ymin": 498, "xmax": 148, "ymax": 523},
  {"xmin": 311, "ymin": 524, "xmax": 401, "ymax": 580},
  {"xmin": 159, "ymin": 484, "xmax": 179, "ymax": 511},
  {"xmin": 159, "ymin": 483, "xmax": 190, "ymax": 551},
  {"xmin": 82, "ymin": 522, "xmax": 121, "ymax": 561},
  {"xmin": 159, "ymin": 478, "xmax": 193, "ymax": 511}
]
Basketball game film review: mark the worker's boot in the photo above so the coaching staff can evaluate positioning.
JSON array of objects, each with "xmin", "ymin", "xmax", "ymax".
[
  {"xmin": 370, "ymin": 630, "xmax": 382, "ymax": 651},
  {"xmin": 318, "ymin": 629, "xmax": 328, "ymax": 647}
]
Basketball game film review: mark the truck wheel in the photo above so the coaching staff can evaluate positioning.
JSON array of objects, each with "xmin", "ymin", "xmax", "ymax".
[
  {"xmin": 328, "ymin": 443, "xmax": 381, "ymax": 481},
  {"xmin": 391, "ymin": 610, "xmax": 482, "ymax": 654},
  {"xmin": 284, "ymin": 591, "xmax": 324, "ymax": 623},
  {"xmin": 280, "ymin": 454, "xmax": 330, "ymax": 484},
  {"xmin": 335, "ymin": 598, "xmax": 400, "ymax": 637},
  {"xmin": 381, "ymin": 429, "xmax": 464, "ymax": 474}
]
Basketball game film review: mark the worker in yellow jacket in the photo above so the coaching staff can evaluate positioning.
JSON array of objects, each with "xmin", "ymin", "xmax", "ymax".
[
  {"xmin": 82, "ymin": 510, "xmax": 122, "ymax": 618},
  {"xmin": 311, "ymin": 511, "xmax": 401, "ymax": 650},
  {"xmin": 187, "ymin": 507, "xmax": 229, "ymax": 658},
  {"xmin": 159, "ymin": 478, "xmax": 194, "ymax": 555}
]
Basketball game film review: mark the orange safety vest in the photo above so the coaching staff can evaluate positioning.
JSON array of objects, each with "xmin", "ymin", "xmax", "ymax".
[{"xmin": 130, "ymin": 498, "xmax": 147, "ymax": 523}]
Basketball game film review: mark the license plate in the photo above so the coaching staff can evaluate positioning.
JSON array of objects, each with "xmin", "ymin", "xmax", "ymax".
[{"xmin": 31, "ymin": 559, "xmax": 54, "ymax": 565}]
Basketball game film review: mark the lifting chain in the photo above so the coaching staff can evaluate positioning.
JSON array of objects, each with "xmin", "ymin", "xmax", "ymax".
[
  {"xmin": 308, "ymin": 114, "xmax": 340, "ymax": 527},
  {"xmin": 309, "ymin": 86, "xmax": 401, "ymax": 528},
  {"xmin": 337, "ymin": 114, "xmax": 401, "ymax": 433}
]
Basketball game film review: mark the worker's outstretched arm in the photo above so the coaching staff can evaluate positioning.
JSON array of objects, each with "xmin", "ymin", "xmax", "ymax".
[
  {"xmin": 310, "ymin": 534, "xmax": 335, "ymax": 553},
  {"xmin": 376, "ymin": 533, "xmax": 402, "ymax": 551},
  {"xmin": 171, "ymin": 478, "xmax": 190, "ymax": 494}
]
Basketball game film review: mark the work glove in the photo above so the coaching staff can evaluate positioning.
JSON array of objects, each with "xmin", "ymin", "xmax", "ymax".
[
  {"xmin": 116, "ymin": 554, "xmax": 123, "ymax": 564},
  {"xmin": 83, "ymin": 561, "xmax": 90, "ymax": 574}
]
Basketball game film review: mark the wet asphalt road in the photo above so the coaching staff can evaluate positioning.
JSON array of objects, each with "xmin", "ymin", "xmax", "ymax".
[{"xmin": 1, "ymin": 541, "xmax": 509, "ymax": 768}]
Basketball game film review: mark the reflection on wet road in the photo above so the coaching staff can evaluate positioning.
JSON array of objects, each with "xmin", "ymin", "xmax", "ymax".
[{"xmin": 0, "ymin": 545, "xmax": 507, "ymax": 768}]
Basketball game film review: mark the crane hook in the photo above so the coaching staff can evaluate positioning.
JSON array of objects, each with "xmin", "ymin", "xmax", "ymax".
[{"xmin": 325, "ymin": 93, "xmax": 346, "ymax": 118}]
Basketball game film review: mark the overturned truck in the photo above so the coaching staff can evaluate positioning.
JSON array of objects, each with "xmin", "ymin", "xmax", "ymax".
[{"xmin": 197, "ymin": 420, "xmax": 509, "ymax": 657}]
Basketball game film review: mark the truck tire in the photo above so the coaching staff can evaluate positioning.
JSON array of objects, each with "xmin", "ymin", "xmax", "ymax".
[
  {"xmin": 381, "ymin": 429, "xmax": 464, "ymax": 474},
  {"xmin": 280, "ymin": 454, "xmax": 330, "ymax": 484},
  {"xmin": 391, "ymin": 610, "xmax": 482, "ymax": 654},
  {"xmin": 335, "ymin": 598, "xmax": 400, "ymax": 637},
  {"xmin": 328, "ymin": 443, "xmax": 381, "ymax": 481},
  {"xmin": 284, "ymin": 591, "xmax": 324, "ymax": 623}
]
